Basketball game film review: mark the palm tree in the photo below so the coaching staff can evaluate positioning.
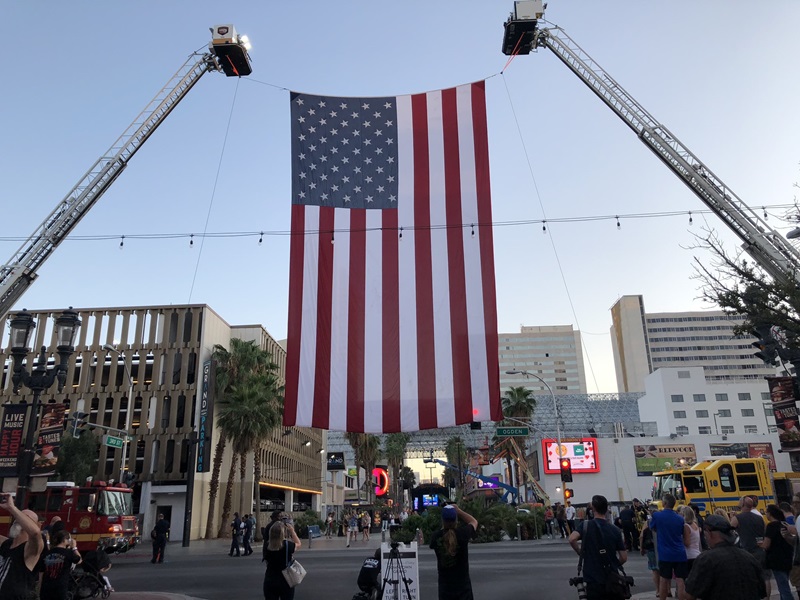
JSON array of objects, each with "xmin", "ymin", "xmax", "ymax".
[
  {"xmin": 499, "ymin": 386, "xmax": 537, "ymax": 491},
  {"xmin": 384, "ymin": 433, "xmax": 409, "ymax": 506},
  {"xmin": 204, "ymin": 339, "xmax": 279, "ymax": 539},
  {"xmin": 398, "ymin": 466, "xmax": 416, "ymax": 494},
  {"xmin": 445, "ymin": 436, "xmax": 468, "ymax": 499},
  {"xmin": 345, "ymin": 433, "xmax": 382, "ymax": 503},
  {"xmin": 216, "ymin": 374, "xmax": 283, "ymax": 538}
]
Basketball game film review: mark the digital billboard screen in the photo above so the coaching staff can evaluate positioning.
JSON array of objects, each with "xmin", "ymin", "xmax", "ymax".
[{"xmin": 542, "ymin": 438, "xmax": 600, "ymax": 474}]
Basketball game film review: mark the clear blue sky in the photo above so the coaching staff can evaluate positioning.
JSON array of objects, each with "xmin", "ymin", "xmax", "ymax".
[{"xmin": 2, "ymin": 1, "xmax": 799, "ymax": 394}]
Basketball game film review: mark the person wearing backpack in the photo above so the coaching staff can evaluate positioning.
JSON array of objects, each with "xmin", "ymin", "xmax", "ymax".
[{"xmin": 569, "ymin": 494, "xmax": 629, "ymax": 600}]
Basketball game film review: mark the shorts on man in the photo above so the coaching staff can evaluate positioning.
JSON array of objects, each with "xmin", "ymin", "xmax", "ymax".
[{"xmin": 659, "ymin": 560, "xmax": 689, "ymax": 580}]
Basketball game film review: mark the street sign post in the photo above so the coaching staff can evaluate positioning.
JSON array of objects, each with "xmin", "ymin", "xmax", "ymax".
[
  {"xmin": 103, "ymin": 435, "xmax": 124, "ymax": 449},
  {"xmin": 496, "ymin": 426, "xmax": 529, "ymax": 437}
]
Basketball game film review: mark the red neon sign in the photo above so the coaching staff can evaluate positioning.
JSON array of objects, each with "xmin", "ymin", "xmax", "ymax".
[{"xmin": 373, "ymin": 467, "xmax": 389, "ymax": 497}]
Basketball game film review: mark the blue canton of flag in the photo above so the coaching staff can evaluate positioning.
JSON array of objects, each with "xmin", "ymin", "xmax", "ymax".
[{"xmin": 291, "ymin": 92, "xmax": 400, "ymax": 210}]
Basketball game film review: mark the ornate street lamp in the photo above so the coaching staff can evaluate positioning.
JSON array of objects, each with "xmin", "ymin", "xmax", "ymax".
[{"xmin": 8, "ymin": 307, "xmax": 81, "ymax": 508}]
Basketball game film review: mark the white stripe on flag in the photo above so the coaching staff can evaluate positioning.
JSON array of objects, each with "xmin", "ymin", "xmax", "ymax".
[
  {"xmin": 297, "ymin": 206, "xmax": 320, "ymax": 427},
  {"xmin": 363, "ymin": 209, "xmax": 384, "ymax": 433},
  {"xmin": 396, "ymin": 93, "xmax": 419, "ymax": 432},
  {"xmin": 426, "ymin": 90, "xmax": 456, "ymax": 427},
  {"xmin": 328, "ymin": 207, "xmax": 351, "ymax": 432}
]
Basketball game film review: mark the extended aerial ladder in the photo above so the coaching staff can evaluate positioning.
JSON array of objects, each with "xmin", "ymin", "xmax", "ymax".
[
  {"xmin": 502, "ymin": 1, "xmax": 800, "ymax": 286},
  {"xmin": 424, "ymin": 449, "xmax": 521, "ymax": 504},
  {"xmin": 0, "ymin": 25, "xmax": 253, "ymax": 322}
]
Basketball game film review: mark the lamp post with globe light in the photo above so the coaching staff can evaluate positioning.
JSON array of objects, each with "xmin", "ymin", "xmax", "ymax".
[
  {"xmin": 505, "ymin": 369, "xmax": 564, "ymax": 504},
  {"xmin": 8, "ymin": 308, "xmax": 81, "ymax": 508}
]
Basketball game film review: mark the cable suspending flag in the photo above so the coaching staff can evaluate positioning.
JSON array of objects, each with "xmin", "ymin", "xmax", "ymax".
[{"xmin": 283, "ymin": 81, "xmax": 501, "ymax": 433}]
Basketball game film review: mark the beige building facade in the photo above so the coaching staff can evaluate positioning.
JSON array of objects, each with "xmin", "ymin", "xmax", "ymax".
[{"xmin": 0, "ymin": 304, "xmax": 323, "ymax": 541}]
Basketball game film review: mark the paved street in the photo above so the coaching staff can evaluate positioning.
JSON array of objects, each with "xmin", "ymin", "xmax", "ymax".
[{"xmin": 107, "ymin": 535, "xmax": 658, "ymax": 599}]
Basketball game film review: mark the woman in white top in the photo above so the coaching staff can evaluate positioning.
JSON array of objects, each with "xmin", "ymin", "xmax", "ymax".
[{"xmin": 682, "ymin": 506, "xmax": 702, "ymax": 572}]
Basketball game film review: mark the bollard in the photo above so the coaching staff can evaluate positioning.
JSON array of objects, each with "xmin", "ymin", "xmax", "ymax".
[
  {"xmin": 309, "ymin": 530, "xmax": 312, "ymax": 549},
  {"xmin": 516, "ymin": 523, "xmax": 522, "ymax": 541},
  {"xmin": 382, "ymin": 528, "xmax": 386, "ymax": 542}
]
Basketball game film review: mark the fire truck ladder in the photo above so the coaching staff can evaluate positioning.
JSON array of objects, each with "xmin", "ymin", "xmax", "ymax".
[
  {"xmin": 0, "ymin": 51, "xmax": 223, "ymax": 321},
  {"xmin": 531, "ymin": 25, "xmax": 800, "ymax": 285},
  {"xmin": 506, "ymin": 436, "xmax": 550, "ymax": 505}
]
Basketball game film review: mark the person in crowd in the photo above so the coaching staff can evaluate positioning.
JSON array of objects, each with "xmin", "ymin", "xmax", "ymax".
[
  {"xmin": 42, "ymin": 516, "xmax": 65, "ymax": 551},
  {"xmin": 325, "ymin": 512, "xmax": 335, "ymax": 539},
  {"xmin": 429, "ymin": 504, "xmax": 478, "ymax": 600},
  {"xmin": 242, "ymin": 513, "xmax": 254, "ymax": 556},
  {"xmin": 619, "ymin": 503, "xmax": 638, "ymax": 551},
  {"xmin": 230, "ymin": 512, "xmax": 243, "ymax": 557},
  {"xmin": 761, "ymin": 504, "xmax": 794, "ymax": 600},
  {"xmin": 263, "ymin": 510, "xmax": 282, "ymax": 540},
  {"xmin": 650, "ymin": 493, "xmax": 689, "ymax": 600},
  {"xmin": 357, "ymin": 548, "xmax": 382, "ymax": 600},
  {"xmin": 640, "ymin": 504, "xmax": 660, "ymax": 594},
  {"xmin": 362, "ymin": 511, "xmax": 371, "ymax": 542},
  {"xmin": 151, "ymin": 512, "xmax": 170, "ymax": 564},
  {"xmin": 347, "ymin": 512, "xmax": 359, "ymax": 548},
  {"xmin": 713, "ymin": 508, "xmax": 730, "ymax": 522},
  {"xmin": 556, "ymin": 503, "xmax": 568, "ymax": 539},
  {"xmin": 40, "ymin": 530, "xmax": 82, "ymax": 600},
  {"xmin": 544, "ymin": 506, "xmax": 555, "ymax": 539},
  {"xmin": 688, "ymin": 504, "xmax": 707, "ymax": 551},
  {"xmin": 565, "ymin": 501, "xmax": 577, "ymax": 534},
  {"xmin": 569, "ymin": 494, "xmax": 627, "ymax": 600},
  {"xmin": 683, "ymin": 514, "xmax": 766, "ymax": 600},
  {"xmin": 262, "ymin": 515, "xmax": 301, "ymax": 600},
  {"xmin": 681, "ymin": 506, "xmax": 701, "ymax": 573},
  {"xmin": 731, "ymin": 495, "xmax": 769, "ymax": 597},
  {"xmin": 779, "ymin": 502, "xmax": 796, "ymax": 525},
  {"xmin": 0, "ymin": 494, "xmax": 45, "ymax": 599},
  {"xmin": 248, "ymin": 513, "xmax": 257, "ymax": 543}
]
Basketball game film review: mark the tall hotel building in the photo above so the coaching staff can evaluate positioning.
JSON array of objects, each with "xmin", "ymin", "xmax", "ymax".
[
  {"xmin": 499, "ymin": 325, "xmax": 587, "ymax": 395},
  {"xmin": 610, "ymin": 295, "xmax": 776, "ymax": 393}
]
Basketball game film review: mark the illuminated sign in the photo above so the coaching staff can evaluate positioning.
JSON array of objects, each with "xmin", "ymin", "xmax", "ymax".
[
  {"xmin": 373, "ymin": 466, "xmax": 389, "ymax": 497},
  {"xmin": 326, "ymin": 452, "xmax": 345, "ymax": 470},
  {"xmin": 542, "ymin": 438, "xmax": 600, "ymax": 474}
]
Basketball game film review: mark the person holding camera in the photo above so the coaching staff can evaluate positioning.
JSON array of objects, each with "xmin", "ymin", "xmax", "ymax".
[
  {"xmin": 429, "ymin": 504, "xmax": 477, "ymax": 600},
  {"xmin": 0, "ymin": 493, "xmax": 45, "ymax": 599},
  {"xmin": 262, "ymin": 515, "xmax": 301, "ymax": 600},
  {"xmin": 40, "ymin": 530, "xmax": 82, "ymax": 600},
  {"xmin": 568, "ymin": 494, "xmax": 628, "ymax": 600}
]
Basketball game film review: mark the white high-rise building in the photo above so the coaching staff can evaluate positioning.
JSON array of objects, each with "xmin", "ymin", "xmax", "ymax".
[
  {"xmin": 610, "ymin": 295, "xmax": 776, "ymax": 393},
  {"xmin": 499, "ymin": 325, "xmax": 587, "ymax": 395}
]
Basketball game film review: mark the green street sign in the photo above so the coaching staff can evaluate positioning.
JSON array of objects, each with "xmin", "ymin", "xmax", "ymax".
[
  {"xmin": 496, "ymin": 427, "xmax": 529, "ymax": 437},
  {"xmin": 103, "ymin": 435, "xmax": 124, "ymax": 449},
  {"xmin": 574, "ymin": 445, "xmax": 585, "ymax": 456}
]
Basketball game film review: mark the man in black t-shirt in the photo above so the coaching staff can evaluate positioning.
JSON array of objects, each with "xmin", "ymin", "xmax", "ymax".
[
  {"xmin": 619, "ymin": 504, "xmax": 638, "ymax": 551},
  {"xmin": 429, "ymin": 504, "xmax": 477, "ymax": 600},
  {"xmin": 0, "ymin": 494, "xmax": 45, "ymax": 600},
  {"xmin": 151, "ymin": 513, "xmax": 170, "ymax": 564},
  {"xmin": 569, "ymin": 494, "xmax": 628, "ymax": 600},
  {"xmin": 357, "ymin": 549, "xmax": 382, "ymax": 599},
  {"xmin": 40, "ymin": 530, "xmax": 82, "ymax": 600}
]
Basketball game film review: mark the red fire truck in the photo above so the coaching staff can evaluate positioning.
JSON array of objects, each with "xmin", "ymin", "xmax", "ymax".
[{"xmin": 0, "ymin": 480, "xmax": 140, "ymax": 553}]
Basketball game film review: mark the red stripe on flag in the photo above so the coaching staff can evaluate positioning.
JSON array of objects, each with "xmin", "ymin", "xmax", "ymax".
[
  {"xmin": 312, "ymin": 207, "xmax": 336, "ymax": 429},
  {"xmin": 346, "ymin": 209, "xmax": 367, "ymax": 433},
  {"xmin": 382, "ymin": 209, "xmax": 401, "ymax": 432},
  {"xmin": 412, "ymin": 93, "xmax": 437, "ymax": 430},
  {"xmin": 442, "ymin": 88, "xmax": 473, "ymax": 425},
  {"xmin": 284, "ymin": 204, "xmax": 306, "ymax": 426},
  {"xmin": 471, "ymin": 81, "xmax": 502, "ymax": 421}
]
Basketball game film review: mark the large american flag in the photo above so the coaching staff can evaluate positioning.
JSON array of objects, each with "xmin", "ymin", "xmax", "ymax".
[{"xmin": 283, "ymin": 81, "xmax": 502, "ymax": 433}]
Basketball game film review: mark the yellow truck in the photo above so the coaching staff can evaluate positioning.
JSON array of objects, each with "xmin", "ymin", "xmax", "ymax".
[{"xmin": 651, "ymin": 457, "xmax": 800, "ymax": 515}]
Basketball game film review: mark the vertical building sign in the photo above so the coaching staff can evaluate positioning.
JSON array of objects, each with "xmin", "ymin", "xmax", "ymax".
[
  {"xmin": 0, "ymin": 405, "xmax": 27, "ymax": 476},
  {"xmin": 33, "ymin": 404, "xmax": 66, "ymax": 477},
  {"xmin": 768, "ymin": 377, "xmax": 800, "ymax": 452},
  {"xmin": 196, "ymin": 360, "xmax": 215, "ymax": 472}
]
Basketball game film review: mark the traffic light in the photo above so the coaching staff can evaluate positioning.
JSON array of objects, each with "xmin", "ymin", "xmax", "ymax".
[
  {"xmin": 70, "ymin": 412, "xmax": 89, "ymax": 438},
  {"xmin": 751, "ymin": 325, "xmax": 779, "ymax": 366},
  {"xmin": 564, "ymin": 488, "xmax": 574, "ymax": 500},
  {"xmin": 560, "ymin": 458, "xmax": 573, "ymax": 483}
]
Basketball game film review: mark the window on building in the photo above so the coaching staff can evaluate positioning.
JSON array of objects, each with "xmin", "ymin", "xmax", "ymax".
[
  {"xmin": 717, "ymin": 409, "xmax": 732, "ymax": 418},
  {"xmin": 671, "ymin": 395, "xmax": 684, "ymax": 403},
  {"xmin": 698, "ymin": 426, "xmax": 712, "ymax": 435},
  {"xmin": 744, "ymin": 425, "xmax": 758, "ymax": 434},
  {"xmin": 741, "ymin": 409, "xmax": 755, "ymax": 417},
  {"xmin": 693, "ymin": 394, "xmax": 706, "ymax": 403},
  {"xmin": 696, "ymin": 410, "xmax": 709, "ymax": 418},
  {"xmin": 769, "ymin": 425, "xmax": 778, "ymax": 434},
  {"xmin": 715, "ymin": 393, "xmax": 728, "ymax": 402},
  {"xmin": 678, "ymin": 371, "xmax": 691, "ymax": 379},
  {"xmin": 676, "ymin": 426, "xmax": 689, "ymax": 435},
  {"xmin": 738, "ymin": 393, "xmax": 752, "ymax": 401},
  {"xmin": 762, "ymin": 392, "xmax": 771, "ymax": 401},
  {"xmin": 721, "ymin": 425, "xmax": 735, "ymax": 434},
  {"xmin": 673, "ymin": 411, "xmax": 687, "ymax": 419}
]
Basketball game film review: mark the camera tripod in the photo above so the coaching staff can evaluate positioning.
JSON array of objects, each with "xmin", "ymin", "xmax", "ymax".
[{"xmin": 379, "ymin": 543, "xmax": 414, "ymax": 600}]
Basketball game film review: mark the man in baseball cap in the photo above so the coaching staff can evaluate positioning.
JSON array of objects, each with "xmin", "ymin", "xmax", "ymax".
[{"xmin": 684, "ymin": 514, "xmax": 767, "ymax": 600}]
